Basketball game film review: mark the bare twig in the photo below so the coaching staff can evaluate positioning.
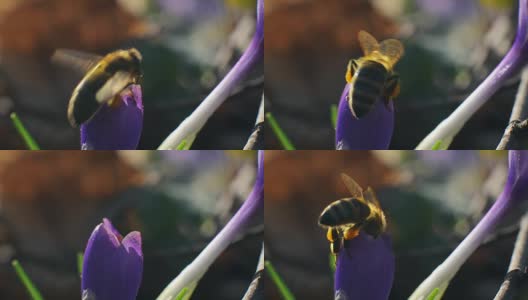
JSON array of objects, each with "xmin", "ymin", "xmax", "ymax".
[
  {"xmin": 242, "ymin": 243, "xmax": 264, "ymax": 300},
  {"xmin": 497, "ymin": 67, "xmax": 528, "ymax": 149},
  {"xmin": 243, "ymin": 95, "xmax": 264, "ymax": 150},
  {"xmin": 493, "ymin": 211, "xmax": 528, "ymax": 300}
]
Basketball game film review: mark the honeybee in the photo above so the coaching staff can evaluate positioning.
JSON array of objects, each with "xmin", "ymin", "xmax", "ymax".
[
  {"xmin": 345, "ymin": 30, "xmax": 404, "ymax": 119},
  {"xmin": 52, "ymin": 48, "xmax": 143, "ymax": 127},
  {"xmin": 318, "ymin": 173, "xmax": 387, "ymax": 255}
]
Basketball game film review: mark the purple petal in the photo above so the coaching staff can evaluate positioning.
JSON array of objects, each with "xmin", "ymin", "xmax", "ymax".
[
  {"xmin": 158, "ymin": 0, "xmax": 224, "ymax": 22},
  {"xmin": 416, "ymin": 0, "xmax": 476, "ymax": 19},
  {"xmin": 517, "ymin": 0, "xmax": 528, "ymax": 44},
  {"xmin": 102, "ymin": 218, "xmax": 122, "ymax": 240},
  {"xmin": 417, "ymin": 151, "xmax": 479, "ymax": 172},
  {"xmin": 506, "ymin": 150, "xmax": 528, "ymax": 205},
  {"xmin": 161, "ymin": 151, "xmax": 227, "ymax": 171},
  {"xmin": 256, "ymin": 0, "xmax": 263, "ymax": 39},
  {"xmin": 82, "ymin": 218, "xmax": 143, "ymax": 300},
  {"xmin": 80, "ymin": 85, "xmax": 143, "ymax": 150},
  {"xmin": 335, "ymin": 233, "xmax": 395, "ymax": 300},
  {"xmin": 257, "ymin": 150, "xmax": 263, "ymax": 184},
  {"xmin": 228, "ymin": 151, "xmax": 264, "ymax": 231},
  {"xmin": 440, "ymin": 151, "xmax": 528, "ymax": 239},
  {"xmin": 335, "ymin": 84, "xmax": 394, "ymax": 150}
]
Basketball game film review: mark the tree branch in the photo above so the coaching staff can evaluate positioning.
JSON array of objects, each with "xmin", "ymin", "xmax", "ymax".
[
  {"xmin": 242, "ymin": 244, "xmax": 264, "ymax": 300},
  {"xmin": 493, "ymin": 211, "xmax": 528, "ymax": 300},
  {"xmin": 243, "ymin": 95, "xmax": 264, "ymax": 150},
  {"xmin": 497, "ymin": 67, "xmax": 528, "ymax": 149}
]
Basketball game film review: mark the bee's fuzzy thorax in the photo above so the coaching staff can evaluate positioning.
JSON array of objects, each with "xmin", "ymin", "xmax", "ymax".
[{"xmin": 358, "ymin": 52, "xmax": 394, "ymax": 72}]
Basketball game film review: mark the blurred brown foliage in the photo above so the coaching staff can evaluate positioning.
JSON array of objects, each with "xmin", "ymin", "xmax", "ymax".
[
  {"xmin": 0, "ymin": 151, "xmax": 143, "ymax": 202},
  {"xmin": 265, "ymin": 0, "xmax": 397, "ymax": 55},
  {"xmin": 265, "ymin": 150, "xmax": 399, "ymax": 202},
  {"xmin": 0, "ymin": 0, "xmax": 150, "ymax": 56}
]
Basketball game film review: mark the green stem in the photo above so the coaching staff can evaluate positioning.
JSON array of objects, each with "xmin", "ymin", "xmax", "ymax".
[
  {"xmin": 12, "ymin": 260, "xmax": 44, "ymax": 300},
  {"xmin": 265, "ymin": 260, "xmax": 295, "ymax": 300},
  {"xmin": 265, "ymin": 113, "xmax": 295, "ymax": 150},
  {"xmin": 10, "ymin": 112, "xmax": 40, "ymax": 150},
  {"xmin": 77, "ymin": 252, "xmax": 84, "ymax": 276},
  {"xmin": 330, "ymin": 104, "xmax": 338, "ymax": 129}
]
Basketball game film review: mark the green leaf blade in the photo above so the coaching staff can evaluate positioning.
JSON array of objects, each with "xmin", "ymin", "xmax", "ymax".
[
  {"xmin": 12, "ymin": 260, "xmax": 44, "ymax": 300},
  {"xmin": 265, "ymin": 113, "xmax": 296, "ymax": 150},
  {"xmin": 265, "ymin": 260, "xmax": 295, "ymax": 300},
  {"xmin": 10, "ymin": 112, "xmax": 40, "ymax": 150}
]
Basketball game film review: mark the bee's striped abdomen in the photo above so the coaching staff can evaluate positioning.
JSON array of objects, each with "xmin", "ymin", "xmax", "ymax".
[
  {"xmin": 350, "ymin": 60, "xmax": 388, "ymax": 118},
  {"xmin": 318, "ymin": 198, "xmax": 371, "ymax": 227}
]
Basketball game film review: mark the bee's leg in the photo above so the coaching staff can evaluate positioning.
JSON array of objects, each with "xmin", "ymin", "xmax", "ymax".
[
  {"xmin": 345, "ymin": 60, "xmax": 358, "ymax": 83},
  {"xmin": 343, "ymin": 227, "xmax": 360, "ymax": 240},
  {"xmin": 383, "ymin": 73, "xmax": 400, "ymax": 111},
  {"xmin": 108, "ymin": 94, "xmax": 122, "ymax": 108},
  {"xmin": 327, "ymin": 228, "xmax": 343, "ymax": 257},
  {"xmin": 330, "ymin": 239, "xmax": 342, "ymax": 257},
  {"xmin": 341, "ymin": 227, "xmax": 360, "ymax": 259},
  {"xmin": 326, "ymin": 228, "xmax": 337, "ymax": 242}
]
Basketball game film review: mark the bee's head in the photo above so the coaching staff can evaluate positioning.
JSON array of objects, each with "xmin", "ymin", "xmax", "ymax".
[
  {"xmin": 127, "ymin": 48, "xmax": 142, "ymax": 65},
  {"xmin": 126, "ymin": 48, "xmax": 143, "ymax": 81},
  {"xmin": 362, "ymin": 217, "xmax": 384, "ymax": 238},
  {"xmin": 129, "ymin": 48, "xmax": 142, "ymax": 61}
]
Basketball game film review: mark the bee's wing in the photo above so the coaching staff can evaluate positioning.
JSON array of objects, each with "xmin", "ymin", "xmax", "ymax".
[
  {"xmin": 95, "ymin": 71, "xmax": 135, "ymax": 104},
  {"xmin": 340, "ymin": 173, "xmax": 363, "ymax": 199},
  {"xmin": 379, "ymin": 39, "xmax": 404, "ymax": 68},
  {"xmin": 363, "ymin": 187, "xmax": 386, "ymax": 229},
  {"xmin": 51, "ymin": 49, "xmax": 103, "ymax": 75},
  {"xmin": 357, "ymin": 30, "xmax": 379, "ymax": 55},
  {"xmin": 363, "ymin": 187, "xmax": 381, "ymax": 207}
]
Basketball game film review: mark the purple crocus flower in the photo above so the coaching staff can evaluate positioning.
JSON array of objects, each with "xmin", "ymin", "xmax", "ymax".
[
  {"xmin": 416, "ymin": 0, "xmax": 476, "ymax": 20},
  {"xmin": 161, "ymin": 150, "xmax": 226, "ymax": 170},
  {"xmin": 417, "ymin": 0, "xmax": 528, "ymax": 149},
  {"xmin": 334, "ymin": 233, "xmax": 395, "ymax": 300},
  {"xmin": 335, "ymin": 84, "xmax": 394, "ymax": 150},
  {"xmin": 157, "ymin": 150, "xmax": 263, "ymax": 299},
  {"xmin": 158, "ymin": 0, "xmax": 264, "ymax": 149},
  {"xmin": 410, "ymin": 150, "xmax": 528, "ymax": 299},
  {"xmin": 80, "ymin": 84, "xmax": 143, "ymax": 150},
  {"xmin": 82, "ymin": 218, "xmax": 143, "ymax": 300},
  {"xmin": 416, "ymin": 150, "xmax": 479, "ymax": 173},
  {"xmin": 158, "ymin": 0, "xmax": 224, "ymax": 22}
]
